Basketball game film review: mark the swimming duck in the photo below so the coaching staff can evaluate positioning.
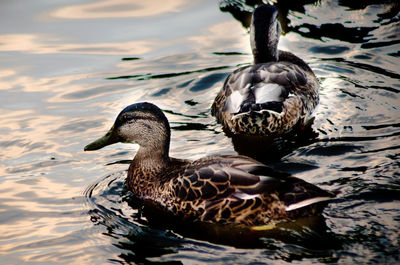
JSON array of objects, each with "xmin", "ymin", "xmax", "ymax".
[
  {"xmin": 212, "ymin": 4, "xmax": 319, "ymax": 136},
  {"xmin": 85, "ymin": 102, "xmax": 335, "ymax": 227}
]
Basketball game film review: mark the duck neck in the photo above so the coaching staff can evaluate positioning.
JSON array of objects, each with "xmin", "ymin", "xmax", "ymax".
[
  {"xmin": 131, "ymin": 143, "xmax": 170, "ymax": 175},
  {"xmin": 127, "ymin": 145, "xmax": 170, "ymax": 196},
  {"xmin": 250, "ymin": 9, "xmax": 281, "ymax": 64},
  {"xmin": 130, "ymin": 117, "xmax": 171, "ymax": 175}
]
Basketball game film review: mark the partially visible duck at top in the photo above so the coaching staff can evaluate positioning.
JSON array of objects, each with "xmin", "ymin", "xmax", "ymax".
[{"xmin": 212, "ymin": 4, "xmax": 319, "ymax": 136}]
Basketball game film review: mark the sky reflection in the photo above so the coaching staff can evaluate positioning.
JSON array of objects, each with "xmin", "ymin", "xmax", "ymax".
[
  {"xmin": 0, "ymin": 34, "xmax": 154, "ymax": 55},
  {"xmin": 51, "ymin": 0, "xmax": 188, "ymax": 19}
]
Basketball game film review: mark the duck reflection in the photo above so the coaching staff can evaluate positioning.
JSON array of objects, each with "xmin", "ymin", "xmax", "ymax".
[{"xmin": 228, "ymin": 122, "xmax": 318, "ymax": 163}]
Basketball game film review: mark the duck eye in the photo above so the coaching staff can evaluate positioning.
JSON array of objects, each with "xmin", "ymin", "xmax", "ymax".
[{"xmin": 115, "ymin": 113, "xmax": 135, "ymax": 128}]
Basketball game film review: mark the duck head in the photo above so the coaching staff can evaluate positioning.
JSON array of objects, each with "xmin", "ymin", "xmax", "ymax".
[
  {"xmin": 250, "ymin": 4, "xmax": 281, "ymax": 64},
  {"xmin": 84, "ymin": 102, "xmax": 171, "ymax": 159}
]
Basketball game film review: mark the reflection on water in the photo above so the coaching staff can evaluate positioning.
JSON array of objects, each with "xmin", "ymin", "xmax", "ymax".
[
  {"xmin": 51, "ymin": 0, "xmax": 187, "ymax": 19},
  {"xmin": 0, "ymin": 0, "xmax": 399, "ymax": 264},
  {"xmin": 0, "ymin": 34, "xmax": 153, "ymax": 55}
]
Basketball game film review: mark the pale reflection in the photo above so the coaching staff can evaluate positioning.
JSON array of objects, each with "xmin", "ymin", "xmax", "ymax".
[
  {"xmin": 188, "ymin": 20, "xmax": 250, "ymax": 53},
  {"xmin": 0, "ymin": 69, "xmax": 16, "ymax": 79},
  {"xmin": 0, "ymin": 34, "xmax": 153, "ymax": 55},
  {"xmin": 51, "ymin": 0, "xmax": 187, "ymax": 19},
  {"xmin": 0, "ymin": 70, "xmax": 18, "ymax": 91},
  {"xmin": 0, "ymin": 70, "xmax": 88, "ymax": 93},
  {"xmin": 0, "ymin": 176, "xmax": 82, "ymax": 209},
  {"xmin": 0, "ymin": 177, "xmax": 89, "ymax": 263},
  {"xmin": 0, "ymin": 115, "xmax": 72, "ymax": 163}
]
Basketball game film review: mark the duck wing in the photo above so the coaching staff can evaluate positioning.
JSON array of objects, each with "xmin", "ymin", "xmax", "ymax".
[
  {"xmin": 170, "ymin": 155, "xmax": 334, "ymax": 224},
  {"xmin": 222, "ymin": 62, "xmax": 307, "ymax": 114}
]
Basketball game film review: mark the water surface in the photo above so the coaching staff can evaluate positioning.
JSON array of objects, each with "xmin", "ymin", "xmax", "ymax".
[{"xmin": 0, "ymin": 0, "xmax": 399, "ymax": 264}]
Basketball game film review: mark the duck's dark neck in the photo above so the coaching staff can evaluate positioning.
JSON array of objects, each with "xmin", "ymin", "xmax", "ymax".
[
  {"xmin": 131, "ymin": 144, "xmax": 170, "ymax": 174},
  {"xmin": 250, "ymin": 7, "xmax": 280, "ymax": 64},
  {"xmin": 130, "ymin": 117, "xmax": 171, "ymax": 174},
  {"xmin": 127, "ymin": 146, "xmax": 170, "ymax": 196}
]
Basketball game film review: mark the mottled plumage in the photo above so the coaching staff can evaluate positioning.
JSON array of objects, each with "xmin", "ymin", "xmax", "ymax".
[
  {"xmin": 85, "ymin": 102, "xmax": 335, "ymax": 226},
  {"xmin": 212, "ymin": 4, "xmax": 319, "ymax": 136}
]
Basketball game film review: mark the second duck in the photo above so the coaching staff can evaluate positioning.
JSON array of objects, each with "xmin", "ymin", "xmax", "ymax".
[{"xmin": 212, "ymin": 4, "xmax": 319, "ymax": 136}]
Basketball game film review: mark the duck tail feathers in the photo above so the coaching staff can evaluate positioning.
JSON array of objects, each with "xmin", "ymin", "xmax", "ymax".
[{"xmin": 285, "ymin": 196, "xmax": 333, "ymax": 212}]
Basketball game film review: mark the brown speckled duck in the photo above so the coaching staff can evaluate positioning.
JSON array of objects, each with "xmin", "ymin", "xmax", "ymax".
[
  {"xmin": 84, "ymin": 102, "xmax": 334, "ymax": 227},
  {"xmin": 212, "ymin": 4, "xmax": 319, "ymax": 136}
]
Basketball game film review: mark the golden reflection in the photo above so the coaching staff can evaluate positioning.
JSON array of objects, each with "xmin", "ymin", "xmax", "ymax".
[
  {"xmin": 0, "ymin": 175, "xmax": 86, "ymax": 258},
  {"xmin": 0, "ymin": 34, "xmax": 153, "ymax": 55},
  {"xmin": 0, "ymin": 69, "xmax": 16, "ymax": 81},
  {"xmin": 0, "ymin": 113, "xmax": 76, "ymax": 164},
  {"xmin": 51, "ymin": 0, "xmax": 187, "ymax": 19},
  {"xmin": 0, "ymin": 177, "xmax": 82, "ymax": 213},
  {"xmin": 0, "ymin": 71, "xmax": 86, "ymax": 93}
]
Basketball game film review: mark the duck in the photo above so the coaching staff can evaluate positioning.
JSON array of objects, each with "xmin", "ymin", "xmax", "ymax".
[
  {"xmin": 85, "ymin": 102, "xmax": 335, "ymax": 227},
  {"xmin": 211, "ymin": 4, "xmax": 319, "ymax": 136}
]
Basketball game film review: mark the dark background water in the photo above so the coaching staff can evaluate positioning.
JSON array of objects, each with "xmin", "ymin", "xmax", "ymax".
[{"xmin": 0, "ymin": 0, "xmax": 399, "ymax": 264}]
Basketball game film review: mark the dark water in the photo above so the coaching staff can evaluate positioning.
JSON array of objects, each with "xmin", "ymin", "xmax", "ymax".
[{"xmin": 1, "ymin": 0, "xmax": 399, "ymax": 264}]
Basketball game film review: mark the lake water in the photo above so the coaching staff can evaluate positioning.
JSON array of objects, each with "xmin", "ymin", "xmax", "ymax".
[{"xmin": 0, "ymin": 0, "xmax": 399, "ymax": 264}]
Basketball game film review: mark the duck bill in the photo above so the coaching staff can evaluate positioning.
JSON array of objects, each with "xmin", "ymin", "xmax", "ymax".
[{"xmin": 84, "ymin": 126, "xmax": 118, "ymax": 151}]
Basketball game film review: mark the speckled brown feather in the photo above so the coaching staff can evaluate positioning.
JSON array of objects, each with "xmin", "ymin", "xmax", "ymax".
[{"xmin": 126, "ymin": 154, "xmax": 334, "ymax": 226}]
